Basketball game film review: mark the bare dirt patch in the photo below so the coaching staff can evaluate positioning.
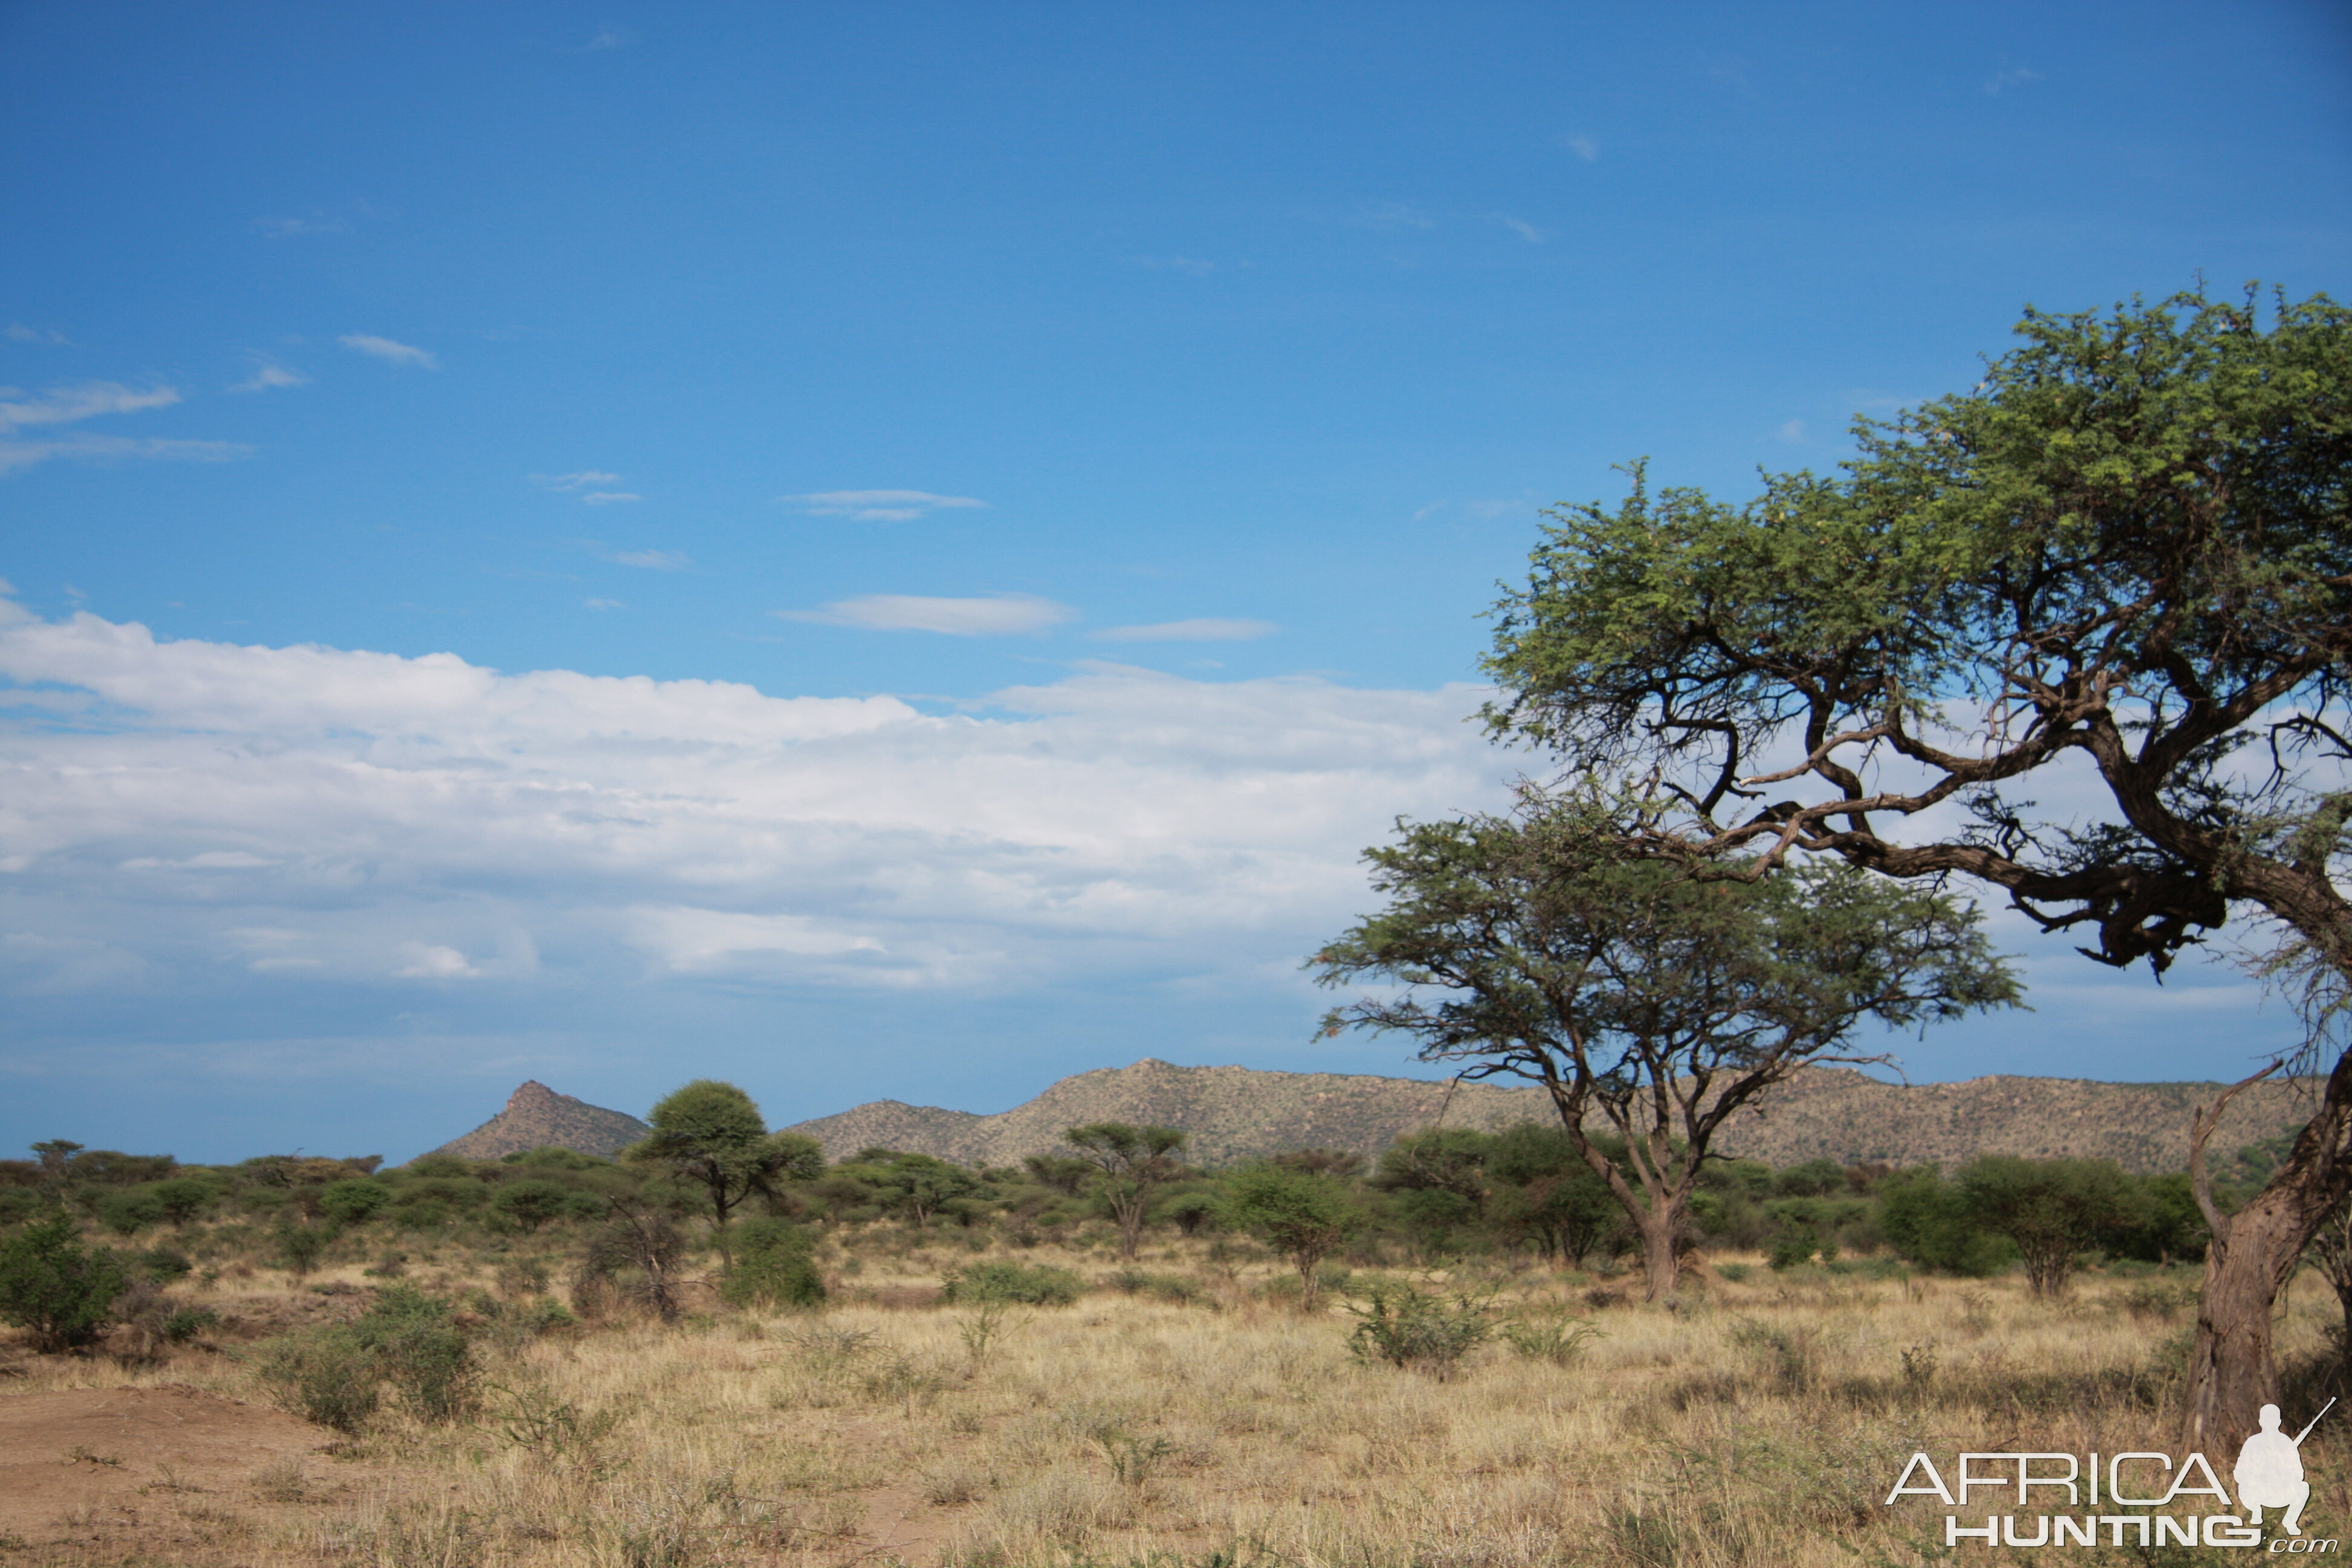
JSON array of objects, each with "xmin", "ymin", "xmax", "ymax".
[{"xmin": 0, "ymin": 1383, "xmax": 347, "ymax": 1556}]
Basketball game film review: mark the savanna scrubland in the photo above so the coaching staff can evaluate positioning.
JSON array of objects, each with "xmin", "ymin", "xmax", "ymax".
[{"xmin": 0, "ymin": 1123, "xmax": 2335, "ymax": 1568}]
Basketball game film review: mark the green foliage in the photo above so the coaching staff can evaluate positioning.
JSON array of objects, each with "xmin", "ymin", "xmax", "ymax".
[
  {"xmin": 627, "ymin": 1080, "xmax": 824, "ymax": 1241},
  {"xmin": 275, "ymin": 1220, "xmax": 328, "ymax": 1278},
  {"xmin": 352, "ymin": 1285, "xmax": 478, "ymax": 1423},
  {"xmin": 256, "ymin": 1325, "xmax": 381, "ymax": 1432},
  {"xmin": 941, "ymin": 1259, "xmax": 1083, "ymax": 1306},
  {"xmin": 719, "ymin": 1217, "xmax": 825, "ymax": 1309},
  {"xmin": 1345, "ymin": 1281, "xmax": 1492, "ymax": 1377},
  {"xmin": 1875, "ymin": 1168, "xmax": 2017, "ymax": 1278},
  {"xmin": 491, "ymin": 1180, "xmax": 572, "ymax": 1233},
  {"xmin": 1064, "ymin": 1122, "xmax": 1187, "ymax": 1259},
  {"xmin": 1957, "ymin": 1155, "xmax": 2136, "ymax": 1298},
  {"xmin": 148, "ymin": 1178, "xmax": 218, "ymax": 1224},
  {"xmin": 0, "ymin": 1210, "xmax": 131, "ymax": 1351},
  {"xmin": 95, "ymin": 1187, "xmax": 165, "ymax": 1236},
  {"xmin": 1219, "ymin": 1163, "xmax": 1356, "ymax": 1307},
  {"xmin": 318, "ymin": 1178, "xmax": 392, "ymax": 1226},
  {"xmin": 1498, "ymin": 1310, "xmax": 1603, "ymax": 1367}
]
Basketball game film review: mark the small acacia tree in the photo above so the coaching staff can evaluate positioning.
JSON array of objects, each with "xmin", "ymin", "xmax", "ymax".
[
  {"xmin": 624, "ymin": 1080, "xmax": 823, "ymax": 1263},
  {"xmin": 1064, "ymin": 1123, "xmax": 1187, "ymax": 1259},
  {"xmin": 0, "ymin": 1209, "xmax": 129, "ymax": 1352},
  {"xmin": 1220, "ymin": 1163, "xmax": 1356, "ymax": 1310},
  {"xmin": 1957, "ymin": 1155, "xmax": 2136, "ymax": 1298},
  {"xmin": 1318, "ymin": 790, "xmax": 2017, "ymax": 1301}
]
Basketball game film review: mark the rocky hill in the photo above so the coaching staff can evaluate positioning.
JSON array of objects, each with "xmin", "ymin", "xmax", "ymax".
[
  {"xmin": 782, "ymin": 1057, "xmax": 2318, "ymax": 1175},
  {"xmin": 426, "ymin": 1080, "xmax": 650, "ymax": 1161}
]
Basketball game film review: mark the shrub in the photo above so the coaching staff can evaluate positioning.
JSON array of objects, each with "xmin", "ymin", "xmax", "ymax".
[
  {"xmin": 137, "ymin": 1247, "xmax": 192, "ymax": 1282},
  {"xmin": 256, "ymin": 1325, "xmax": 381, "ymax": 1432},
  {"xmin": 942, "ymin": 1259, "xmax": 1083, "ymax": 1306},
  {"xmin": 1345, "ymin": 1281, "xmax": 1492, "ymax": 1378},
  {"xmin": 490, "ymin": 1181, "xmax": 570, "ymax": 1233},
  {"xmin": 1500, "ymin": 1312, "xmax": 1604, "ymax": 1367},
  {"xmin": 96, "ymin": 1189, "xmax": 166, "ymax": 1236},
  {"xmin": 149, "ymin": 1178, "xmax": 217, "ymax": 1225},
  {"xmin": 719, "ymin": 1218, "xmax": 825, "ymax": 1310},
  {"xmin": 355, "ymin": 1286, "xmax": 477, "ymax": 1423},
  {"xmin": 0, "ymin": 1210, "xmax": 131, "ymax": 1351},
  {"xmin": 275, "ymin": 1221, "xmax": 328, "ymax": 1278},
  {"xmin": 318, "ymin": 1180, "xmax": 392, "ymax": 1227}
]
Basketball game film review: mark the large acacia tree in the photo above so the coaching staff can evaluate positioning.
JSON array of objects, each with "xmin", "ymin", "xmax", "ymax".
[
  {"xmin": 1317, "ymin": 791, "xmax": 2016, "ymax": 1301},
  {"xmin": 1480, "ymin": 288, "xmax": 2350, "ymax": 1446},
  {"xmin": 625, "ymin": 1080, "xmax": 823, "ymax": 1263}
]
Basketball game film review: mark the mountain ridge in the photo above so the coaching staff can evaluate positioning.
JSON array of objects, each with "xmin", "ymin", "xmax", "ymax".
[
  {"xmin": 426, "ymin": 1080, "xmax": 651, "ymax": 1161},
  {"xmin": 780, "ymin": 1057, "xmax": 2318, "ymax": 1175}
]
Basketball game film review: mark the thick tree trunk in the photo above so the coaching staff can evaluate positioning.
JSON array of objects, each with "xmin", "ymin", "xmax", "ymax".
[
  {"xmin": 2185, "ymin": 1051, "xmax": 2352, "ymax": 1454},
  {"xmin": 1639, "ymin": 1208, "xmax": 1681, "ymax": 1301}
]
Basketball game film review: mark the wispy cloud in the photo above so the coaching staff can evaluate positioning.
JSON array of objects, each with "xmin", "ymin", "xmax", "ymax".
[
  {"xmin": 1357, "ymin": 203, "xmax": 1436, "ymax": 231},
  {"xmin": 0, "ymin": 381, "xmax": 249, "ymax": 475},
  {"xmin": 5, "ymin": 324, "xmax": 70, "ymax": 344},
  {"xmin": 581, "ymin": 492, "xmax": 642, "ymax": 506},
  {"xmin": 532, "ymin": 471, "xmax": 624, "ymax": 492},
  {"xmin": 583, "ymin": 25, "xmax": 629, "ymax": 50},
  {"xmin": 1093, "ymin": 618, "xmax": 1277, "ymax": 643},
  {"xmin": 778, "ymin": 489, "xmax": 988, "ymax": 522},
  {"xmin": 253, "ymin": 213, "xmax": 351, "ymax": 239},
  {"xmin": 1560, "ymin": 132, "xmax": 1599, "ymax": 163},
  {"xmin": 0, "ymin": 382, "xmax": 181, "ymax": 431},
  {"xmin": 780, "ymin": 593, "xmax": 1076, "ymax": 635},
  {"xmin": 1135, "ymin": 256, "xmax": 1217, "ymax": 275},
  {"xmin": 1983, "ymin": 66, "xmax": 2042, "ymax": 95},
  {"xmin": 1500, "ymin": 215, "xmax": 1544, "ymax": 244},
  {"xmin": 227, "ymin": 355, "xmax": 310, "ymax": 394},
  {"xmin": 339, "ymin": 334, "xmax": 437, "ymax": 368},
  {"xmin": 610, "ymin": 549, "xmax": 688, "ymax": 570},
  {"xmin": 1776, "ymin": 419, "xmax": 1807, "ymax": 443},
  {"xmin": 584, "ymin": 598, "xmax": 623, "ymax": 610}
]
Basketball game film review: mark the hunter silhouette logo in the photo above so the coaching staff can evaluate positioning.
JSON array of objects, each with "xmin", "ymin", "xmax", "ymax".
[
  {"xmin": 2238, "ymin": 1400, "xmax": 2331, "ymax": 1537},
  {"xmin": 1884, "ymin": 1400, "xmax": 2337, "ymax": 1550}
]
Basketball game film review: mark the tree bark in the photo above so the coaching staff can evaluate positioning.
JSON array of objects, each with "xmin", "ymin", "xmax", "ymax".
[
  {"xmin": 1639, "ymin": 1206, "xmax": 1682, "ymax": 1301},
  {"xmin": 2185, "ymin": 1051, "xmax": 2352, "ymax": 1454}
]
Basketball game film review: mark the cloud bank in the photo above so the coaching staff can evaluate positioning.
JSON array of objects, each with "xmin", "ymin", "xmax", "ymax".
[{"xmin": 0, "ymin": 593, "xmax": 1504, "ymax": 1011}]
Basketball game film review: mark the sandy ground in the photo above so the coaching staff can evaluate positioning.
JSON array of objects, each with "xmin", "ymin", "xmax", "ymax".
[{"xmin": 0, "ymin": 1383, "xmax": 357, "ymax": 1557}]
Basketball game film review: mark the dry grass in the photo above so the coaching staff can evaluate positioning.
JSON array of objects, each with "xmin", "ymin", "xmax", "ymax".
[{"xmin": 5, "ymin": 1238, "xmax": 2349, "ymax": 1566}]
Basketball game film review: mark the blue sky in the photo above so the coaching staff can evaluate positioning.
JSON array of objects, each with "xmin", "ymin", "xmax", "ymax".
[{"xmin": 1, "ymin": 2, "xmax": 2347, "ymax": 1161}]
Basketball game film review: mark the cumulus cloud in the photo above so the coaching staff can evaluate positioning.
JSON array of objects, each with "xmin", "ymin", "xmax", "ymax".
[
  {"xmin": 1093, "ymin": 618, "xmax": 1278, "ymax": 643},
  {"xmin": 780, "ymin": 593, "xmax": 1077, "ymax": 635},
  {"xmin": 0, "ymin": 593, "xmax": 1506, "ymax": 1008},
  {"xmin": 778, "ymin": 489, "xmax": 988, "ymax": 521},
  {"xmin": 339, "ymin": 334, "xmax": 437, "ymax": 368}
]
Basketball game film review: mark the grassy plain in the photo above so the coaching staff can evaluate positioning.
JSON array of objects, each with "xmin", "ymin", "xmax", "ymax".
[{"xmin": 1, "ymin": 1233, "xmax": 2341, "ymax": 1567}]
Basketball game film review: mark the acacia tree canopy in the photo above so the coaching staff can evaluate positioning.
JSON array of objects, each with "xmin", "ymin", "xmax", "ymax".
[
  {"xmin": 1317, "ymin": 791, "xmax": 2017, "ymax": 1301},
  {"xmin": 626, "ymin": 1080, "xmax": 823, "ymax": 1255},
  {"xmin": 1478, "ymin": 287, "xmax": 2351, "ymax": 1447}
]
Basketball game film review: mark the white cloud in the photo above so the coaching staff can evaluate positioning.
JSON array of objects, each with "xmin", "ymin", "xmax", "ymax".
[
  {"xmin": 1136, "ymin": 256, "xmax": 1217, "ymax": 275},
  {"xmin": 584, "ymin": 25, "xmax": 629, "ymax": 50},
  {"xmin": 781, "ymin": 593, "xmax": 1077, "ymax": 635},
  {"xmin": 584, "ymin": 598, "xmax": 623, "ymax": 610},
  {"xmin": 1984, "ymin": 67, "xmax": 2042, "ymax": 96},
  {"xmin": 254, "ymin": 214, "xmax": 351, "ymax": 238},
  {"xmin": 532, "ymin": 471, "xmax": 623, "ymax": 491},
  {"xmin": 396, "ymin": 943, "xmax": 482, "ymax": 979},
  {"xmin": 6, "ymin": 325, "xmax": 70, "ymax": 344},
  {"xmin": 227, "ymin": 356, "xmax": 310, "ymax": 394},
  {"xmin": 0, "ymin": 593, "xmax": 1506, "ymax": 1005},
  {"xmin": 1500, "ymin": 215, "xmax": 1544, "ymax": 244},
  {"xmin": 1776, "ymin": 419, "xmax": 1807, "ymax": 442},
  {"xmin": 1093, "ymin": 618, "xmax": 1278, "ymax": 643},
  {"xmin": 778, "ymin": 489, "xmax": 988, "ymax": 522},
  {"xmin": 610, "ymin": 549, "xmax": 688, "ymax": 569},
  {"xmin": 0, "ymin": 382, "xmax": 248, "ymax": 475},
  {"xmin": 1358, "ymin": 203, "xmax": 1435, "ymax": 231},
  {"xmin": 339, "ymin": 335, "xmax": 438, "ymax": 368},
  {"xmin": 582, "ymin": 492, "xmax": 642, "ymax": 506},
  {"xmin": 1561, "ymin": 133, "xmax": 1599, "ymax": 163},
  {"xmin": 0, "ymin": 381, "xmax": 181, "ymax": 431}
]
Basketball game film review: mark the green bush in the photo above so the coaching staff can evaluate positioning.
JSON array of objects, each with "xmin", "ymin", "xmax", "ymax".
[
  {"xmin": 0, "ymin": 1210, "xmax": 131, "ymax": 1351},
  {"xmin": 318, "ymin": 1180, "xmax": 392, "ymax": 1227},
  {"xmin": 160, "ymin": 1305, "xmax": 219, "ymax": 1344},
  {"xmin": 491, "ymin": 1181, "xmax": 571, "ymax": 1233},
  {"xmin": 355, "ymin": 1286, "xmax": 477, "ymax": 1423},
  {"xmin": 137, "ymin": 1247, "xmax": 193, "ymax": 1282},
  {"xmin": 149, "ymin": 1178, "xmax": 218, "ymax": 1224},
  {"xmin": 256, "ymin": 1325, "xmax": 381, "ymax": 1432},
  {"xmin": 96, "ymin": 1188, "xmax": 166, "ymax": 1236},
  {"xmin": 1345, "ymin": 1281, "xmax": 1492, "ymax": 1378},
  {"xmin": 275, "ymin": 1221, "xmax": 328, "ymax": 1278},
  {"xmin": 719, "ymin": 1218, "xmax": 825, "ymax": 1310},
  {"xmin": 941, "ymin": 1259, "xmax": 1083, "ymax": 1306}
]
